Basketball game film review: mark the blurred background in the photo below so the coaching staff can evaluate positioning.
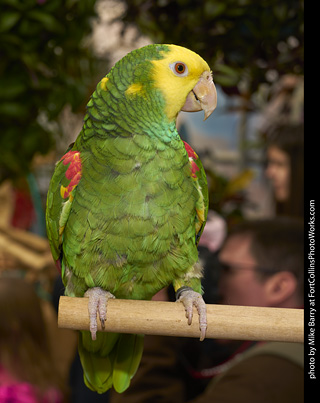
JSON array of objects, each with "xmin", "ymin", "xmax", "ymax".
[{"xmin": 0, "ymin": 0, "xmax": 304, "ymax": 401}]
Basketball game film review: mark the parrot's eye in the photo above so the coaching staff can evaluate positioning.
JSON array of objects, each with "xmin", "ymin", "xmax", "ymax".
[
  {"xmin": 170, "ymin": 62, "xmax": 189, "ymax": 77},
  {"xmin": 175, "ymin": 63, "xmax": 186, "ymax": 73}
]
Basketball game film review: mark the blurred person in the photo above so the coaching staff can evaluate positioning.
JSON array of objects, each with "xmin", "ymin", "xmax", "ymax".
[
  {"xmin": 192, "ymin": 217, "xmax": 304, "ymax": 402},
  {"xmin": 218, "ymin": 217, "xmax": 304, "ymax": 308},
  {"xmin": 110, "ymin": 218, "xmax": 304, "ymax": 403},
  {"xmin": 0, "ymin": 277, "xmax": 68, "ymax": 403},
  {"xmin": 265, "ymin": 123, "xmax": 304, "ymax": 219}
]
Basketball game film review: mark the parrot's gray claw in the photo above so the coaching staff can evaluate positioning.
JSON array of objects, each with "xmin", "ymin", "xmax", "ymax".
[
  {"xmin": 84, "ymin": 287, "xmax": 115, "ymax": 340},
  {"xmin": 176, "ymin": 286, "xmax": 207, "ymax": 341}
]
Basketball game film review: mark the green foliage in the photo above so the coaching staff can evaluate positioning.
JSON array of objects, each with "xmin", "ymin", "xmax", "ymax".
[
  {"xmin": 0, "ymin": 0, "xmax": 100, "ymax": 182},
  {"xmin": 120, "ymin": 0, "xmax": 304, "ymax": 95}
]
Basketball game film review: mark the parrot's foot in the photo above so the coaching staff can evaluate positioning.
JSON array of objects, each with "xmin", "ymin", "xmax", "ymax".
[
  {"xmin": 176, "ymin": 286, "xmax": 207, "ymax": 341},
  {"xmin": 84, "ymin": 287, "xmax": 115, "ymax": 341}
]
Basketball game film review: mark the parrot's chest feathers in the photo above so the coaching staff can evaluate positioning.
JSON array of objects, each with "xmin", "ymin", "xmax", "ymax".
[
  {"xmin": 65, "ymin": 135, "xmax": 199, "ymax": 298},
  {"xmin": 82, "ymin": 134, "xmax": 195, "ymax": 232}
]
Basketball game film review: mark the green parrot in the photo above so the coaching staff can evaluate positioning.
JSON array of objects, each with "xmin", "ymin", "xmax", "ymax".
[{"xmin": 46, "ymin": 44, "xmax": 217, "ymax": 394}]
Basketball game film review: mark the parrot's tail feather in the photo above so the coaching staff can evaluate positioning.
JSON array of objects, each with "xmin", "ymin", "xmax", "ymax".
[
  {"xmin": 78, "ymin": 331, "xmax": 116, "ymax": 393},
  {"xmin": 80, "ymin": 330, "xmax": 119, "ymax": 356},
  {"xmin": 112, "ymin": 334, "xmax": 145, "ymax": 393},
  {"xmin": 78, "ymin": 331, "xmax": 144, "ymax": 394}
]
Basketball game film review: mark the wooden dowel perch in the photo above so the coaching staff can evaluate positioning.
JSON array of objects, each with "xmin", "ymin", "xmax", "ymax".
[{"xmin": 58, "ymin": 296, "xmax": 303, "ymax": 343}]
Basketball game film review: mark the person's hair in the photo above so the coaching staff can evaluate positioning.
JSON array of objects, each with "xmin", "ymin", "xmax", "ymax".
[
  {"xmin": 228, "ymin": 217, "xmax": 304, "ymax": 301},
  {"xmin": 0, "ymin": 277, "xmax": 66, "ymax": 399},
  {"xmin": 266, "ymin": 123, "xmax": 304, "ymax": 218}
]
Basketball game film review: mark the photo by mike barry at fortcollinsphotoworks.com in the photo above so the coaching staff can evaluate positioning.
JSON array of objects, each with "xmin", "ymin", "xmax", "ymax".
[{"xmin": 307, "ymin": 199, "xmax": 316, "ymax": 381}]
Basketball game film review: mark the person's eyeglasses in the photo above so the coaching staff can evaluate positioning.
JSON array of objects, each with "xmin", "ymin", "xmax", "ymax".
[{"xmin": 218, "ymin": 261, "xmax": 275, "ymax": 276}]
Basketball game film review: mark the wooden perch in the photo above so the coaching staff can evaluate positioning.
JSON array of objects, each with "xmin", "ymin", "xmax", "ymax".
[{"xmin": 58, "ymin": 296, "xmax": 303, "ymax": 343}]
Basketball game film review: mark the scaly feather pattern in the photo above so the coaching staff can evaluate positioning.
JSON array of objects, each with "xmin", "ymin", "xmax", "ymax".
[{"xmin": 46, "ymin": 44, "xmax": 216, "ymax": 394}]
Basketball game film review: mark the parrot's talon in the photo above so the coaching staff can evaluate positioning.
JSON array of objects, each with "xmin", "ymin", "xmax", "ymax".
[
  {"xmin": 84, "ymin": 287, "xmax": 115, "ymax": 340},
  {"xmin": 176, "ymin": 287, "xmax": 207, "ymax": 341}
]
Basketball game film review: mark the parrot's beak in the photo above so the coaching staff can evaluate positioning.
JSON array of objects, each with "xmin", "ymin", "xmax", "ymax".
[{"xmin": 182, "ymin": 71, "xmax": 217, "ymax": 120}]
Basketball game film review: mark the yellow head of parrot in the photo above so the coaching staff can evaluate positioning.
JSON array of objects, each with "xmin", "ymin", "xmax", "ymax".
[{"xmin": 151, "ymin": 44, "xmax": 217, "ymax": 121}]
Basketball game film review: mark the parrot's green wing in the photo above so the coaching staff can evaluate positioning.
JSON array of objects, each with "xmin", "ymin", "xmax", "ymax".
[
  {"xmin": 183, "ymin": 141, "xmax": 208, "ymax": 245},
  {"xmin": 46, "ymin": 144, "xmax": 81, "ymax": 279},
  {"xmin": 46, "ymin": 147, "xmax": 82, "ymax": 276}
]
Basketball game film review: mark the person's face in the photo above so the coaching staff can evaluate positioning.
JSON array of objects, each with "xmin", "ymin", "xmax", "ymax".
[
  {"xmin": 218, "ymin": 235, "xmax": 269, "ymax": 307},
  {"xmin": 265, "ymin": 146, "xmax": 290, "ymax": 201}
]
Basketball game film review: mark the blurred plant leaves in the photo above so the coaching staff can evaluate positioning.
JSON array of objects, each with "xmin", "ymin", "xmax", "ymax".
[
  {"xmin": 27, "ymin": 10, "xmax": 65, "ymax": 33},
  {"xmin": 0, "ymin": 11, "xmax": 20, "ymax": 32},
  {"xmin": 120, "ymin": 0, "xmax": 304, "ymax": 96},
  {"xmin": 0, "ymin": 0, "xmax": 101, "ymax": 182}
]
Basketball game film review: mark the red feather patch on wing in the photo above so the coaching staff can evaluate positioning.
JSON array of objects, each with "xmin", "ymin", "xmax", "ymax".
[
  {"xmin": 183, "ymin": 141, "xmax": 207, "ymax": 242},
  {"xmin": 183, "ymin": 141, "xmax": 200, "ymax": 178},
  {"xmin": 60, "ymin": 150, "xmax": 82, "ymax": 199},
  {"xmin": 55, "ymin": 259, "xmax": 62, "ymax": 275}
]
